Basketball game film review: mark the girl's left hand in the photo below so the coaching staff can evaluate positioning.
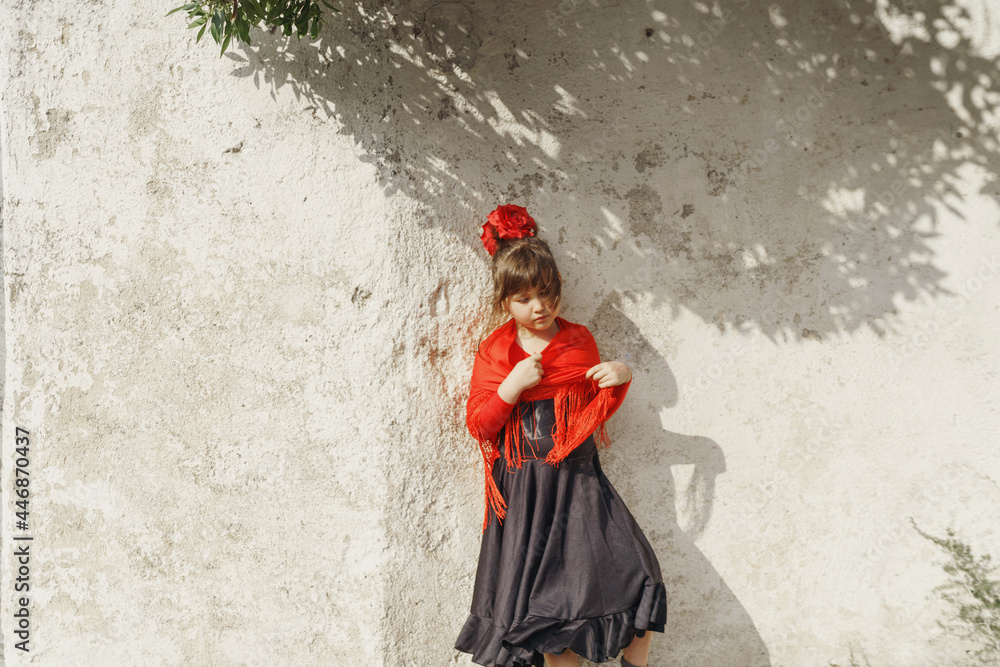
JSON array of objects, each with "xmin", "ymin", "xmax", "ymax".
[{"xmin": 585, "ymin": 360, "xmax": 632, "ymax": 388}]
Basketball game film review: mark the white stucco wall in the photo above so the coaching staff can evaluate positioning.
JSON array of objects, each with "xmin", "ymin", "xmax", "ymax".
[{"xmin": 2, "ymin": 0, "xmax": 999, "ymax": 665}]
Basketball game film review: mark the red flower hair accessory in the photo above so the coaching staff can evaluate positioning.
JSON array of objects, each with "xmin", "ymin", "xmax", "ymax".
[{"xmin": 480, "ymin": 204, "xmax": 537, "ymax": 256}]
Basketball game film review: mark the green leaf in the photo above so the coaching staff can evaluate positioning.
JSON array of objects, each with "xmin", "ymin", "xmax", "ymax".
[
  {"xmin": 165, "ymin": 3, "xmax": 197, "ymax": 17},
  {"xmin": 196, "ymin": 21, "xmax": 208, "ymax": 42},
  {"xmin": 267, "ymin": 1, "xmax": 285, "ymax": 22},
  {"xmin": 245, "ymin": 0, "xmax": 264, "ymax": 17},
  {"xmin": 220, "ymin": 31, "xmax": 232, "ymax": 56},
  {"xmin": 210, "ymin": 11, "xmax": 224, "ymax": 42},
  {"xmin": 187, "ymin": 16, "xmax": 208, "ymax": 28},
  {"xmin": 232, "ymin": 19, "xmax": 245, "ymax": 43},
  {"xmin": 297, "ymin": 4, "xmax": 311, "ymax": 32}
]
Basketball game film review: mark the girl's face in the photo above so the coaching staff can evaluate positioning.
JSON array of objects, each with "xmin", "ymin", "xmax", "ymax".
[{"xmin": 505, "ymin": 283, "xmax": 561, "ymax": 336}]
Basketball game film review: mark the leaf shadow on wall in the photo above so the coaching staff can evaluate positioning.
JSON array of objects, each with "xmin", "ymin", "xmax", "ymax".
[{"xmin": 228, "ymin": 0, "xmax": 998, "ymax": 343}]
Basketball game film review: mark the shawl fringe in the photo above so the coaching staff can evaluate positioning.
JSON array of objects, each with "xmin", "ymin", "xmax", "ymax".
[{"xmin": 466, "ymin": 318, "xmax": 621, "ymax": 532}]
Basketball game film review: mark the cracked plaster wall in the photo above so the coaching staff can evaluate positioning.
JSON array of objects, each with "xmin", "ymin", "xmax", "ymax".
[{"xmin": 2, "ymin": 0, "xmax": 1000, "ymax": 666}]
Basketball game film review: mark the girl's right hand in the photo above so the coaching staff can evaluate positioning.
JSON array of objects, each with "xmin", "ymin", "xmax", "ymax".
[{"xmin": 499, "ymin": 352, "xmax": 544, "ymax": 402}]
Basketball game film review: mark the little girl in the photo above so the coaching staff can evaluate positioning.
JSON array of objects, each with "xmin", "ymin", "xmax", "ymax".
[{"xmin": 455, "ymin": 205, "xmax": 667, "ymax": 667}]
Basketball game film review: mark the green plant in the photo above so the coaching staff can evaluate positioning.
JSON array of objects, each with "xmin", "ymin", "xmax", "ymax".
[
  {"xmin": 166, "ymin": 0, "xmax": 339, "ymax": 57},
  {"xmin": 910, "ymin": 517, "xmax": 1000, "ymax": 664}
]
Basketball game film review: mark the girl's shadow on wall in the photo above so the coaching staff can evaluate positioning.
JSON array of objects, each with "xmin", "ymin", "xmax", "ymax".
[{"xmin": 588, "ymin": 293, "xmax": 768, "ymax": 667}]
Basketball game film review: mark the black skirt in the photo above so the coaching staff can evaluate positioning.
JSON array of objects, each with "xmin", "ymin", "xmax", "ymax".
[{"xmin": 455, "ymin": 398, "xmax": 667, "ymax": 666}]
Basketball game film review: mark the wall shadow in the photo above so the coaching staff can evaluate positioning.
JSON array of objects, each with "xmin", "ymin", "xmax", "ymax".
[
  {"xmin": 227, "ymin": 0, "xmax": 998, "ymax": 341},
  {"xmin": 591, "ymin": 295, "xmax": 767, "ymax": 666}
]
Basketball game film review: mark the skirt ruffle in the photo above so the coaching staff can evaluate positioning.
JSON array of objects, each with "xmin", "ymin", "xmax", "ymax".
[{"xmin": 456, "ymin": 581, "xmax": 667, "ymax": 667}]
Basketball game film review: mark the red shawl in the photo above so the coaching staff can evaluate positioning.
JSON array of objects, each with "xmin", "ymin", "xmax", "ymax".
[{"xmin": 466, "ymin": 316, "xmax": 623, "ymax": 531}]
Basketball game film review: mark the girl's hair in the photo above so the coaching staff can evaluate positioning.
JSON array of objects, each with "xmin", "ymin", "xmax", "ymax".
[{"xmin": 477, "ymin": 235, "xmax": 562, "ymax": 348}]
